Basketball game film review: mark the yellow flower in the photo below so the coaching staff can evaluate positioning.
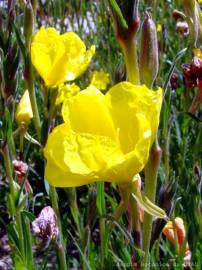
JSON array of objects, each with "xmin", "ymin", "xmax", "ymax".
[
  {"xmin": 56, "ymin": 83, "xmax": 80, "ymax": 105},
  {"xmin": 15, "ymin": 90, "xmax": 33, "ymax": 124},
  {"xmin": 44, "ymin": 82, "xmax": 162, "ymax": 187},
  {"xmin": 90, "ymin": 70, "xmax": 110, "ymax": 90},
  {"xmin": 193, "ymin": 48, "xmax": 202, "ymax": 58},
  {"xmin": 157, "ymin": 24, "xmax": 162, "ymax": 32},
  {"xmin": 31, "ymin": 27, "xmax": 95, "ymax": 87}
]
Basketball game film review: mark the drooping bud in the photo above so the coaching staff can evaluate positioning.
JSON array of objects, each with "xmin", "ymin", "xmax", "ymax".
[
  {"xmin": 24, "ymin": 0, "xmax": 34, "ymax": 48},
  {"xmin": 140, "ymin": 13, "xmax": 159, "ymax": 88},
  {"xmin": 15, "ymin": 90, "xmax": 33, "ymax": 124}
]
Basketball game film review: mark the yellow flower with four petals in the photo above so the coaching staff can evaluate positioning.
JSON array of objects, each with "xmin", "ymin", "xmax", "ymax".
[
  {"xmin": 44, "ymin": 83, "xmax": 162, "ymax": 187},
  {"xmin": 31, "ymin": 27, "xmax": 95, "ymax": 87}
]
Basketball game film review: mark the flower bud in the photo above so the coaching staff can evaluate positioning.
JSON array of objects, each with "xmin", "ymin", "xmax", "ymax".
[
  {"xmin": 182, "ymin": 0, "xmax": 199, "ymax": 46},
  {"xmin": 170, "ymin": 73, "xmax": 180, "ymax": 90},
  {"xmin": 24, "ymin": 0, "xmax": 34, "ymax": 48},
  {"xmin": 15, "ymin": 90, "xmax": 33, "ymax": 124},
  {"xmin": 163, "ymin": 218, "xmax": 191, "ymax": 266},
  {"xmin": 31, "ymin": 0, "xmax": 37, "ymax": 18},
  {"xmin": 140, "ymin": 14, "xmax": 159, "ymax": 88},
  {"xmin": 163, "ymin": 217, "xmax": 187, "ymax": 249},
  {"xmin": 13, "ymin": 160, "xmax": 32, "ymax": 193},
  {"xmin": 176, "ymin": 21, "xmax": 189, "ymax": 36},
  {"xmin": 32, "ymin": 206, "xmax": 59, "ymax": 241}
]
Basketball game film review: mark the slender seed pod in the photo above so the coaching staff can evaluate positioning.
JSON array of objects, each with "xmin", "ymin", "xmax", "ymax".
[{"xmin": 140, "ymin": 13, "xmax": 159, "ymax": 88}]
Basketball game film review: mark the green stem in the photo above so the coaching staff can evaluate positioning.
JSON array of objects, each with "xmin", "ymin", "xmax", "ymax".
[
  {"xmin": 171, "ymin": 217, "xmax": 179, "ymax": 254},
  {"xmin": 110, "ymin": 184, "xmax": 130, "ymax": 230},
  {"xmin": 16, "ymin": 213, "xmax": 25, "ymax": 259},
  {"xmin": 100, "ymin": 217, "xmax": 106, "ymax": 268},
  {"xmin": 4, "ymin": 145, "xmax": 15, "ymax": 200},
  {"xmin": 49, "ymin": 185, "xmax": 67, "ymax": 270},
  {"xmin": 120, "ymin": 37, "xmax": 140, "ymax": 84},
  {"xmin": 65, "ymin": 188, "xmax": 82, "ymax": 237},
  {"xmin": 142, "ymin": 139, "xmax": 162, "ymax": 270},
  {"xmin": 3, "ymin": 145, "xmax": 26, "ymax": 262},
  {"xmin": 129, "ymin": 195, "xmax": 142, "ymax": 248},
  {"xmin": 26, "ymin": 57, "xmax": 41, "ymax": 140}
]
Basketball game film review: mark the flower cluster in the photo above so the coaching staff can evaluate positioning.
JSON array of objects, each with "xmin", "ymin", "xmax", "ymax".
[{"xmin": 21, "ymin": 27, "xmax": 163, "ymax": 188}]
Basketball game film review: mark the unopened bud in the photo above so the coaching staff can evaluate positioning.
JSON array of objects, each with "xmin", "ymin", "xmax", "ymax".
[
  {"xmin": 31, "ymin": 0, "xmax": 37, "ymax": 18},
  {"xmin": 182, "ymin": 0, "xmax": 199, "ymax": 46},
  {"xmin": 163, "ymin": 217, "xmax": 188, "ymax": 251},
  {"xmin": 176, "ymin": 21, "xmax": 189, "ymax": 36},
  {"xmin": 190, "ymin": 56, "xmax": 202, "ymax": 78},
  {"xmin": 140, "ymin": 14, "xmax": 159, "ymax": 88},
  {"xmin": 181, "ymin": 63, "xmax": 197, "ymax": 88},
  {"xmin": 32, "ymin": 206, "xmax": 59, "ymax": 242},
  {"xmin": 15, "ymin": 90, "xmax": 33, "ymax": 124},
  {"xmin": 13, "ymin": 160, "xmax": 32, "ymax": 193},
  {"xmin": 170, "ymin": 73, "xmax": 180, "ymax": 90},
  {"xmin": 24, "ymin": 0, "xmax": 34, "ymax": 48}
]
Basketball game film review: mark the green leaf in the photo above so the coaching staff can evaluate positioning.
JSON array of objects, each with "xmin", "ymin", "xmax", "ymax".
[
  {"xmin": 13, "ymin": 24, "xmax": 26, "ymax": 61},
  {"xmin": 22, "ymin": 210, "xmax": 36, "ymax": 222},
  {"xmin": 21, "ymin": 214, "xmax": 35, "ymax": 270},
  {"xmin": 108, "ymin": 0, "xmax": 128, "ymax": 30},
  {"xmin": 5, "ymin": 108, "xmax": 13, "ymax": 144},
  {"xmin": 163, "ymin": 47, "xmax": 187, "ymax": 97},
  {"xmin": 16, "ymin": 194, "xmax": 28, "ymax": 213},
  {"xmin": 24, "ymin": 132, "xmax": 41, "ymax": 146}
]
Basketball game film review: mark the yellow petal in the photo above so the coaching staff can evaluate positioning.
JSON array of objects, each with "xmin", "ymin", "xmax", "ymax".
[
  {"xmin": 44, "ymin": 123, "xmax": 124, "ymax": 187},
  {"xmin": 15, "ymin": 90, "xmax": 33, "ymax": 124},
  {"xmin": 65, "ymin": 45, "xmax": 96, "ymax": 81},
  {"xmin": 31, "ymin": 27, "xmax": 67, "ymax": 87},
  {"xmin": 62, "ymin": 86, "xmax": 117, "ymax": 140},
  {"xmin": 105, "ymin": 82, "xmax": 162, "ymax": 154},
  {"xmin": 90, "ymin": 70, "xmax": 110, "ymax": 90},
  {"xmin": 56, "ymin": 83, "xmax": 80, "ymax": 105},
  {"xmin": 157, "ymin": 24, "xmax": 162, "ymax": 32}
]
